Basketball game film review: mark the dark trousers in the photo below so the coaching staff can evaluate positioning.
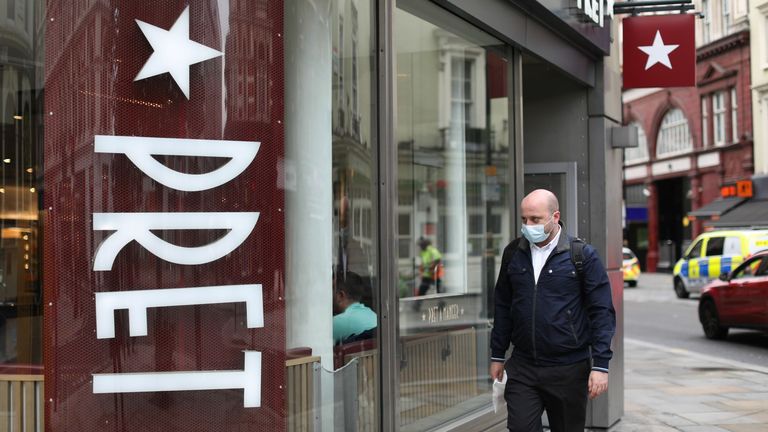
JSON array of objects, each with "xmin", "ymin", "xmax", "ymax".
[
  {"xmin": 417, "ymin": 277, "xmax": 442, "ymax": 296},
  {"xmin": 504, "ymin": 357, "xmax": 590, "ymax": 432}
]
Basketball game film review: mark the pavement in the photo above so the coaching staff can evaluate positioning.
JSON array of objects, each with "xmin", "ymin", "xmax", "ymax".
[{"xmin": 605, "ymin": 273, "xmax": 768, "ymax": 432}]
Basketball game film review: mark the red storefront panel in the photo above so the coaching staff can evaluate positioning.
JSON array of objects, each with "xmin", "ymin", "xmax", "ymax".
[{"xmin": 44, "ymin": 1, "xmax": 285, "ymax": 430}]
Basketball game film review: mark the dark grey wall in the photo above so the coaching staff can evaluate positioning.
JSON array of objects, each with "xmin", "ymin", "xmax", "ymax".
[{"xmin": 522, "ymin": 61, "xmax": 592, "ymax": 238}]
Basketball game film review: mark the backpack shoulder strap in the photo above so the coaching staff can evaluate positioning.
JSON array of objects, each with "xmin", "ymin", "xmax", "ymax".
[{"xmin": 570, "ymin": 237, "xmax": 586, "ymax": 280}]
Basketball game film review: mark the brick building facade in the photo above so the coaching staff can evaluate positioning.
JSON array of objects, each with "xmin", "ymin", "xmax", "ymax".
[{"xmin": 622, "ymin": 30, "xmax": 753, "ymax": 272}]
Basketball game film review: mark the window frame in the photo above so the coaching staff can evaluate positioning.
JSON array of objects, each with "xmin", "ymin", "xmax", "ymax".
[
  {"xmin": 730, "ymin": 87, "xmax": 738, "ymax": 143},
  {"xmin": 701, "ymin": 95, "xmax": 709, "ymax": 148},
  {"xmin": 656, "ymin": 108, "xmax": 693, "ymax": 157},
  {"xmin": 713, "ymin": 91, "xmax": 726, "ymax": 146}
]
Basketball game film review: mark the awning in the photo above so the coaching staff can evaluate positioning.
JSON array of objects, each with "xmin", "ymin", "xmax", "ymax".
[
  {"xmin": 706, "ymin": 199, "xmax": 768, "ymax": 228},
  {"xmin": 689, "ymin": 197, "xmax": 746, "ymax": 218}
]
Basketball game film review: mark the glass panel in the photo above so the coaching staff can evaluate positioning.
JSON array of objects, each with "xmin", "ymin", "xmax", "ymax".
[
  {"xmin": 0, "ymin": 0, "xmax": 43, "ymax": 370},
  {"xmin": 286, "ymin": 0, "xmax": 379, "ymax": 429},
  {"xmin": 705, "ymin": 237, "xmax": 724, "ymax": 256},
  {"xmin": 688, "ymin": 239, "xmax": 704, "ymax": 258},
  {"xmin": 701, "ymin": 97, "xmax": 708, "ymax": 148},
  {"xmin": 656, "ymin": 108, "xmax": 692, "ymax": 156},
  {"xmin": 713, "ymin": 91, "xmax": 725, "ymax": 146},
  {"xmin": 731, "ymin": 87, "xmax": 738, "ymax": 143},
  {"xmin": 395, "ymin": 2, "xmax": 510, "ymax": 428},
  {"xmin": 723, "ymin": 237, "xmax": 742, "ymax": 255}
]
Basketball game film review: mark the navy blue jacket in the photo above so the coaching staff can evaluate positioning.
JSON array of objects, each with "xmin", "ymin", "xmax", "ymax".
[{"xmin": 490, "ymin": 228, "xmax": 616, "ymax": 370}]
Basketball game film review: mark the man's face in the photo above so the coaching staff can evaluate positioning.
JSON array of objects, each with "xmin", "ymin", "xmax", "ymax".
[{"xmin": 520, "ymin": 198, "xmax": 559, "ymax": 231}]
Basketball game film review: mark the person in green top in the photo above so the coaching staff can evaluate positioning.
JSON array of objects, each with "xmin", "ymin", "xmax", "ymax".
[
  {"xmin": 333, "ymin": 271, "xmax": 377, "ymax": 345},
  {"xmin": 417, "ymin": 237, "xmax": 443, "ymax": 296}
]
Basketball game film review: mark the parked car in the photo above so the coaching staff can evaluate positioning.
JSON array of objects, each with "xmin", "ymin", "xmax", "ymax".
[
  {"xmin": 698, "ymin": 250, "xmax": 768, "ymax": 339},
  {"xmin": 622, "ymin": 247, "xmax": 641, "ymax": 287},
  {"xmin": 672, "ymin": 229, "xmax": 768, "ymax": 298}
]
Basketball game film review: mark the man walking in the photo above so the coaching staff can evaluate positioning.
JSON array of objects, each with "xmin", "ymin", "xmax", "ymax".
[{"xmin": 490, "ymin": 189, "xmax": 615, "ymax": 432}]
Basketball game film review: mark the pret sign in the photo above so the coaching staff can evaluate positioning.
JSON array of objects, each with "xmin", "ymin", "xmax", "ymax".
[{"xmin": 44, "ymin": 2, "xmax": 285, "ymax": 431}]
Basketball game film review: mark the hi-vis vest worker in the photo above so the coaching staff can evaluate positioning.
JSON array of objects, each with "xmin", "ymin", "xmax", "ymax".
[{"xmin": 673, "ymin": 230, "xmax": 768, "ymax": 298}]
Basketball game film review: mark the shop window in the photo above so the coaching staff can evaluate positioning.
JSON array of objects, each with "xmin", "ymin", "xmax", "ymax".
[
  {"xmin": 656, "ymin": 108, "xmax": 692, "ymax": 156},
  {"xmin": 624, "ymin": 121, "xmax": 649, "ymax": 163},
  {"xmin": 713, "ymin": 91, "xmax": 725, "ymax": 146},
  {"xmin": 395, "ymin": 3, "xmax": 511, "ymax": 428},
  {"xmin": 0, "ymin": 0, "xmax": 42, "ymax": 371}
]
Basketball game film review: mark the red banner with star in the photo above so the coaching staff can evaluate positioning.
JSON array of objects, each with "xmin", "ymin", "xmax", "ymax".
[{"xmin": 623, "ymin": 14, "xmax": 696, "ymax": 88}]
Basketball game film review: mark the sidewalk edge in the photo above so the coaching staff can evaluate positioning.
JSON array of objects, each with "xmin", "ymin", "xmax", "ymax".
[{"xmin": 625, "ymin": 337, "xmax": 768, "ymax": 375}]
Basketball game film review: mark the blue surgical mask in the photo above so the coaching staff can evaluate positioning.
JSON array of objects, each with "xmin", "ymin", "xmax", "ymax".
[{"xmin": 521, "ymin": 216, "xmax": 553, "ymax": 244}]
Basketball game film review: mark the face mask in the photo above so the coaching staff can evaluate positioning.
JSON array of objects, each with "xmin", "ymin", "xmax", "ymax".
[{"xmin": 521, "ymin": 216, "xmax": 553, "ymax": 244}]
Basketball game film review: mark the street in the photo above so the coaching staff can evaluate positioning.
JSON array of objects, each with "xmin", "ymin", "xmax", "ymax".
[{"xmin": 624, "ymin": 272, "xmax": 768, "ymax": 367}]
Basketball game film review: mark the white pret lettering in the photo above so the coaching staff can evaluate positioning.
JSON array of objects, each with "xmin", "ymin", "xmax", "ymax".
[
  {"xmin": 92, "ymin": 212, "xmax": 259, "ymax": 271},
  {"xmin": 95, "ymin": 135, "xmax": 260, "ymax": 191},
  {"xmin": 594, "ymin": 0, "xmax": 602, "ymax": 25},
  {"xmin": 93, "ymin": 351, "xmax": 262, "ymax": 407},
  {"xmin": 95, "ymin": 284, "xmax": 264, "ymax": 339}
]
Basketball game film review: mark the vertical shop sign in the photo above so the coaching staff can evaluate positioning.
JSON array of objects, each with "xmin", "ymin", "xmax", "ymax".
[{"xmin": 44, "ymin": 2, "xmax": 285, "ymax": 431}]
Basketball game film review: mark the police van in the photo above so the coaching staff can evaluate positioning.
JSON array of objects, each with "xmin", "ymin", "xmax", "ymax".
[{"xmin": 672, "ymin": 229, "xmax": 768, "ymax": 298}]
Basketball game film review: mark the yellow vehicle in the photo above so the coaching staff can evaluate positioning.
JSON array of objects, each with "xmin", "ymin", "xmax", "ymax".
[
  {"xmin": 622, "ymin": 247, "xmax": 641, "ymax": 287},
  {"xmin": 673, "ymin": 229, "xmax": 768, "ymax": 298}
]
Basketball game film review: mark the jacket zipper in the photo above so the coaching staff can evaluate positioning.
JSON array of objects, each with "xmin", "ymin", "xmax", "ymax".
[
  {"xmin": 532, "ymin": 247, "xmax": 566, "ymax": 362},
  {"xmin": 532, "ymin": 278, "xmax": 538, "ymax": 361}
]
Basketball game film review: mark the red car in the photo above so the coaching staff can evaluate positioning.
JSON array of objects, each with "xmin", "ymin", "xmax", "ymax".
[{"xmin": 698, "ymin": 250, "xmax": 768, "ymax": 340}]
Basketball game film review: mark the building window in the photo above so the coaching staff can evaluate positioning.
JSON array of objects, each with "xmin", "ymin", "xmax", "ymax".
[
  {"xmin": 730, "ymin": 87, "xmax": 738, "ymax": 143},
  {"xmin": 451, "ymin": 57, "xmax": 474, "ymax": 128},
  {"xmin": 765, "ymin": 14, "xmax": 768, "ymax": 67},
  {"xmin": 656, "ymin": 108, "xmax": 692, "ymax": 156},
  {"xmin": 713, "ymin": 91, "xmax": 725, "ymax": 146},
  {"xmin": 624, "ymin": 121, "xmax": 649, "ymax": 163},
  {"xmin": 702, "ymin": 0, "xmax": 711, "ymax": 43},
  {"xmin": 701, "ymin": 96, "xmax": 708, "ymax": 148},
  {"xmin": 722, "ymin": 0, "xmax": 731, "ymax": 34}
]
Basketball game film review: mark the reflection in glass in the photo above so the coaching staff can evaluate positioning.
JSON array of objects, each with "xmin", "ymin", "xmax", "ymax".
[
  {"xmin": 0, "ymin": 0, "xmax": 43, "ymax": 368},
  {"xmin": 285, "ymin": 0, "xmax": 378, "ymax": 429},
  {"xmin": 395, "ymin": 4, "xmax": 511, "ymax": 429}
]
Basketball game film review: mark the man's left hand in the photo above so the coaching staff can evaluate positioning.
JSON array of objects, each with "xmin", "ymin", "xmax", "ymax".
[{"xmin": 588, "ymin": 370, "xmax": 608, "ymax": 399}]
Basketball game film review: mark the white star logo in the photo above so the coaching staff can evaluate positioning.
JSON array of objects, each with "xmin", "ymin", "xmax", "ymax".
[
  {"xmin": 134, "ymin": 6, "xmax": 223, "ymax": 99},
  {"xmin": 638, "ymin": 30, "xmax": 679, "ymax": 71}
]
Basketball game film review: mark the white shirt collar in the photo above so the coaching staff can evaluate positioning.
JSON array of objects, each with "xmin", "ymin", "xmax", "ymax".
[{"xmin": 530, "ymin": 226, "xmax": 561, "ymax": 283}]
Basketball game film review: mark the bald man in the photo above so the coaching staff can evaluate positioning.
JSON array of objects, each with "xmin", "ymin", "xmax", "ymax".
[{"xmin": 490, "ymin": 189, "xmax": 615, "ymax": 432}]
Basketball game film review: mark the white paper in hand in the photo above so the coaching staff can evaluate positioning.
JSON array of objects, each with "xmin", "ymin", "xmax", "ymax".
[{"xmin": 492, "ymin": 371, "xmax": 507, "ymax": 413}]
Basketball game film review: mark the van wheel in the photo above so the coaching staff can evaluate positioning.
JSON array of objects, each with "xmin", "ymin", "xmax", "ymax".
[
  {"xmin": 700, "ymin": 300, "xmax": 729, "ymax": 340},
  {"xmin": 674, "ymin": 278, "xmax": 689, "ymax": 299}
]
